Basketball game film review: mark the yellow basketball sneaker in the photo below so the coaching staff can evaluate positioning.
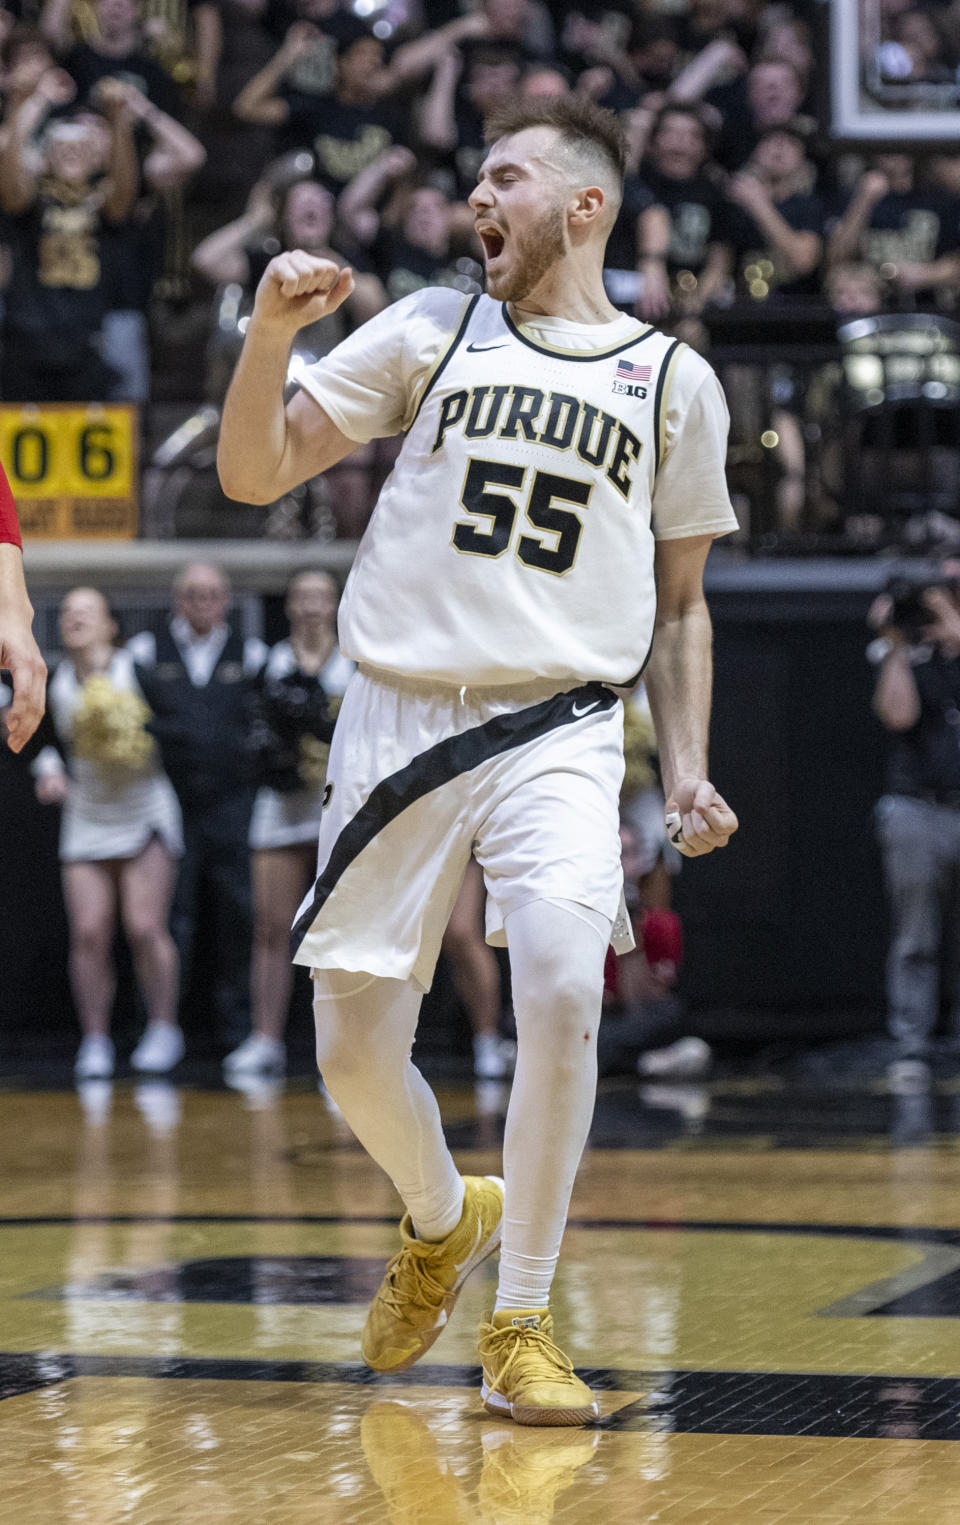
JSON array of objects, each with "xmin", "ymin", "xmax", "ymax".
[
  {"xmin": 361, "ymin": 1175, "xmax": 504, "ymax": 1372},
  {"xmin": 477, "ymin": 1309, "xmax": 599, "ymax": 1427}
]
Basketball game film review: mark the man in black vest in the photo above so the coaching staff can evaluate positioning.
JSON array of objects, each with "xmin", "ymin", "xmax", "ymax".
[{"xmin": 130, "ymin": 563, "xmax": 267, "ymax": 1066}]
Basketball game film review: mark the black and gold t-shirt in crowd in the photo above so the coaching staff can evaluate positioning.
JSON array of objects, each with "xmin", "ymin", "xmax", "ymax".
[
  {"xmin": 831, "ymin": 188, "xmax": 960, "ymax": 266},
  {"xmin": 728, "ymin": 191, "xmax": 826, "ymax": 299},
  {"xmin": 63, "ymin": 43, "xmax": 182, "ymax": 119},
  {"xmin": 604, "ymin": 175, "xmax": 659, "ymax": 274},
  {"xmin": 279, "ymin": 90, "xmax": 403, "ymax": 191},
  {"xmin": 372, "ymin": 230, "xmax": 481, "ymax": 303},
  {"xmin": 3, "ymin": 178, "xmax": 114, "ymax": 352},
  {"xmin": 641, "ymin": 164, "xmax": 734, "ymax": 279}
]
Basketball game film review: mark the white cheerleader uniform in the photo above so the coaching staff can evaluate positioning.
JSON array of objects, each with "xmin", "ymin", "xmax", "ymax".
[{"xmin": 39, "ymin": 649, "xmax": 184, "ymax": 864}]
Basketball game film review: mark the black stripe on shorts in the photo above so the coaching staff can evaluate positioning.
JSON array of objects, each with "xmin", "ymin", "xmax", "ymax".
[{"xmin": 291, "ymin": 680, "xmax": 619, "ymax": 954}]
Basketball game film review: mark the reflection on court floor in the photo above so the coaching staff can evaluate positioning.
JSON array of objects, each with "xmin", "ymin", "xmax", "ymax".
[{"xmin": 3, "ymin": 1072, "xmax": 960, "ymax": 1521}]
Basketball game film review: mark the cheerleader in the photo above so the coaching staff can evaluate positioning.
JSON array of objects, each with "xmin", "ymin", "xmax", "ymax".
[
  {"xmin": 224, "ymin": 569, "xmax": 353, "ymax": 1077},
  {"xmin": 33, "ymin": 587, "xmax": 184, "ymax": 1079}
]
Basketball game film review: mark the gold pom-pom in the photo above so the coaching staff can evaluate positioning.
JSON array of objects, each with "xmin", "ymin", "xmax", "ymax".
[
  {"xmin": 299, "ymin": 734, "xmax": 330, "ymax": 790},
  {"xmin": 298, "ymin": 695, "xmax": 342, "ymax": 790},
  {"xmin": 72, "ymin": 676, "xmax": 154, "ymax": 773},
  {"xmin": 621, "ymin": 702, "xmax": 657, "ymax": 799}
]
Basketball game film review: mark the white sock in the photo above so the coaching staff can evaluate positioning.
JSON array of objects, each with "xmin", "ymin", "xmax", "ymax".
[
  {"xmin": 494, "ymin": 1249, "xmax": 555, "ymax": 1311},
  {"xmin": 494, "ymin": 899, "xmax": 609, "ymax": 1313},
  {"xmin": 312, "ymin": 968, "xmax": 464, "ymax": 1241}
]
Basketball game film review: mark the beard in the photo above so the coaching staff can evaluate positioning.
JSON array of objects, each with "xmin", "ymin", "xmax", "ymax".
[{"xmin": 485, "ymin": 203, "xmax": 566, "ymax": 303}]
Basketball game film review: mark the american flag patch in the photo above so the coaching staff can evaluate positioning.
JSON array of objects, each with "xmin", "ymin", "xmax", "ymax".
[{"xmin": 616, "ymin": 360, "xmax": 652, "ymax": 381}]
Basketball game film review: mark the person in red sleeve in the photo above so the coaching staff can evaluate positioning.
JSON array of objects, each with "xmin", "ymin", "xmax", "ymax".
[{"xmin": 0, "ymin": 465, "xmax": 47, "ymax": 752}]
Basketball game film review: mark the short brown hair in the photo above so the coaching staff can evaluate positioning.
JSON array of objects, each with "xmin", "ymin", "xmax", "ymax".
[{"xmin": 483, "ymin": 95, "xmax": 626, "ymax": 187}]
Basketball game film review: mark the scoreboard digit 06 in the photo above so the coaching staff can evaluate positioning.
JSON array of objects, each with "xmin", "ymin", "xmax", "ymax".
[{"xmin": 1, "ymin": 404, "xmax": 138, "ymax": 539}]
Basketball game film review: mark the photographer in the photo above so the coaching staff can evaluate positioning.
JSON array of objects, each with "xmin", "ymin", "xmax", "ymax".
[{"xmin": 871, "ymin": 565, "xmax": 960, "ymax": 1086}]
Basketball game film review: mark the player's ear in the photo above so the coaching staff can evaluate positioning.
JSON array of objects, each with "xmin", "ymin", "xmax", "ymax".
[{"xmin": 568, "ymin": 185, "xmax": 605, "ymax": 229}]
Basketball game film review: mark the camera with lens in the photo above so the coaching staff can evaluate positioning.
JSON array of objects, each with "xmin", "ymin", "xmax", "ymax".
[{"xmin": 885, "ymin": 573, "xmax": 960, "ymax": 643}]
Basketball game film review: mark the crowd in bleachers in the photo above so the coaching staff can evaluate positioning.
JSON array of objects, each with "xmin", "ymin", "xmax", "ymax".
[{"xmin": 1, "ymin": 0, "xmax": 960, "ymax": 538}]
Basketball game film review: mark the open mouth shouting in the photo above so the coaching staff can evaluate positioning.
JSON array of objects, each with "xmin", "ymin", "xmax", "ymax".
[{"xmin": 476, "ymin": 222, "xmax": 506, "ymax": 265}]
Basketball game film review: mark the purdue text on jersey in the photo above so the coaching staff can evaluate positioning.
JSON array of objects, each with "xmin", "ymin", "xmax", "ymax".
[{"xmin": 431, "ymin": 385, "xmax": 643, "ymax": 503}]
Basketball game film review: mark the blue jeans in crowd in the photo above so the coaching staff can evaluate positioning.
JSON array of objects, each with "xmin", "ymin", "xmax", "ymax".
[{"xmin": 876, "ymin": 793, "xmax": 960, "ymax": 1058}]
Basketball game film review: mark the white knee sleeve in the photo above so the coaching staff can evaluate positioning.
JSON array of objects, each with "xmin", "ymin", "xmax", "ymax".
[{"xmin": 311, "ymin": 970, "xmax": 464, "ymax": 1241}]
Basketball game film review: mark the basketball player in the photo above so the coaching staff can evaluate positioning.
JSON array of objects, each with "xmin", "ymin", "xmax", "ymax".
[
  {"xmin": 219, "ymin": 96, "xmax": 738, "ymax": 1426},
  {"xmin": 0, "ymin": 464, "xmax": 46, "ymax": 752}
]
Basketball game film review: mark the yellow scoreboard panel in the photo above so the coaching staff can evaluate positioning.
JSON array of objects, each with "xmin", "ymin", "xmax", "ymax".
[{"xmin": 1, "ymin": 403, "xmax": 138, "ymax": 539}]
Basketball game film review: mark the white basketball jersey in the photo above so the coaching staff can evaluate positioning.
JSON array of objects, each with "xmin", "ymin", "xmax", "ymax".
[{"xmin": 300, "ymin": 290, "xmax": 736, "ymax": 687}]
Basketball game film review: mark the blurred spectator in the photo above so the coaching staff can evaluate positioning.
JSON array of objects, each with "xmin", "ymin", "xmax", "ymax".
[
  {"xmin": 676, "ymin": 0, "xmax": 760, "ymax": 61},
  {"xmin": 43, "ymin": 0, "xmax": 184, "ymax": 119},
  {"xmin": 187, "ymin": 0, "xmax": 278, "ymax": 230},
  {"xmin": 193, "ymin": 171, "xmax": 385, "ymax": 535},
  {"xmin": 870, "ymin": 565, "xmax": 960, "ymax": 1087},
  {"xmin": 722, "ymin": 127, "xmax": 824, "ymax": 530},
  {"xmin": 726, "ymin": 125, "xmax": 823, "ymax": 299},
  {"xmin": 480, "ymin": 0, "xmax": 554, "ymax": 56},
  {"xmin": 419, "ymin": 41, "xmax": 523, "ymax": 200},
  {"xmin": 233, "ymin": 23, "xmax": 403, "ymax": 185},
  {"xmin": 604, "ymin": 179, "xmax": 671, "ymax": 322},
  {"xmin": 32, "ymin": 586, "xmax": 183, "ymax": 1079},
  {"xmin": 233, "ymin": 14, "xmax": 484, "ymax": 188},
  {"xmin": 225, "ymin": 567, "xmax": 352, "ymax": 1079},
  {"xmin": 755, "ymin": 14, "xmax": 814, "ymax": 104},
  {"xmin": 338, "ymin": 147, "xmax": 482, "ymax": 302},
  {"xmin": 713, "ymin": 59, "xmax": 809, "ymax": 172},
  {"xmin": 578, "ymin": 16, "xmax": 682, "ymax": 112},
  {"xmin": 804, "ymin": 263, "xmax": 887, "ymax": 530},
  {"xmin": 129, "ymin": 562, "xmax": 267, "ymax": 1053},
  {"xmin": 0, "ymin": 22, "xmax": 59, "ymax": 103},
  {"xmin": 0, "ymin": 72, "xmax": 137, "ymax": 400},
  {"xmin": 193, "ymin": 168, "xmax": 382, "ymax": 318},
  {"xmin": 883, "ymin": 7, "xmax": 958, "ymax": 86},
  {"xmin": 520, "ymin": 59, "xmax": 571, "ymax": 98},
  {"xmin": 98, "ymin": 78, "xmax": 206, "ymax": 401},
  {"xmin": 557, "ymin": 5, "xmax": 630, "ymax": 78},
  {"xmin": 827, "ymin": 153, "xmax": 960, "ymax": 308},
  {"xmin": 640, "ymin": 104, "xmax": 734, "ymax": 338},
  {"xmin": 929, "ymin": 152, "xmax": 960, "ymax": 200},
  {"xmin": 672, "ymin": 19, "xmax": 814, "ymax": 157},
  {"xmin": 826, "ymin": 260, "xmax": 884, "ymax": 315}
]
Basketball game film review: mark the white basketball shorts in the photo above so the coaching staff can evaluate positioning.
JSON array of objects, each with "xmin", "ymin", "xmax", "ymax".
[{"xmin": 291, "ymin": 664, "xmax": 628, "ymax": 991}]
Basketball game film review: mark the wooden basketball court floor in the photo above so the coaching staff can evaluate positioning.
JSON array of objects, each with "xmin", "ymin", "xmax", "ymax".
[{"xmin": 3, "ymin": 1070, "xmax": 960, "ymax": 1524}]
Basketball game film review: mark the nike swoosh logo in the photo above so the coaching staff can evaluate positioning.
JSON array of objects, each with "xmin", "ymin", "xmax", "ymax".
[
  {"xmin": 571, "ymin": 699, "xmax": 601, "ymax": 718},
  {"xmin": 453, "ymin": 1221, "xmax": 485, "ymax": 1274},
  {"xmin": 466, "ymin": 342, "xmax": 508, "ymax": 352}
]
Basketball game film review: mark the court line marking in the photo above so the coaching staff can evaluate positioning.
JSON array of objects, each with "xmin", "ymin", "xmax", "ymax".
[
  {"xmin": 0, "ymin": 1214, "xmax": 959, "ymax": 1244},
  {"xmin": 2, "ymin": 1352, "xmax": 960, "ymax": 1440}
]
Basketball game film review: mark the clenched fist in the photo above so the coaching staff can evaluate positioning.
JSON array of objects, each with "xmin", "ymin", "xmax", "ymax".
[
  {"xmin": 252, "ymin": 251, "xmax": 355, "ymax": 336},
  {"xmin": 665, "ymin": 777, "xmax": 738, "ymax": 858}
]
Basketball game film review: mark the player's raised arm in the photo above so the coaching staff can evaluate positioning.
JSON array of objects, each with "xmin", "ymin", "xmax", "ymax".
[{"xmin": 217, "ymin": 251, "xmax": 359, "ymax": 505}]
